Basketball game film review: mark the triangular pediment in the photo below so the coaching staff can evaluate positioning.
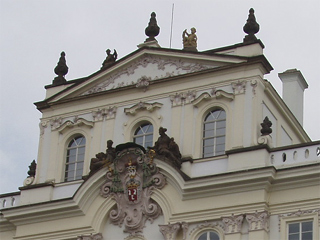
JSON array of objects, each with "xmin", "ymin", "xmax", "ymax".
[{"xmin": 44, "ymin": 48, "xmax": 247, "ymax": 103}]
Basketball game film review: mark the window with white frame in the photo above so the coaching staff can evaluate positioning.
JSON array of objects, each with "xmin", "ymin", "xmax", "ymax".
[
  {"xmin": 198, "ymin": 231, "xmax": 220, "ymax": 240},
  {"xmin": 203, "ymin": 109, "xmax": 226, "ymax": 157},
  {"xmin": 64, "ymin": 135, "xmax": 86, "ymax": 182},
  {"xmin": 133, "ymin": 123, "xmax": 153, "ymax": 149},
  {"xmin": 288, "ymin": 221, "xmax": 313, "ymax": 240}
]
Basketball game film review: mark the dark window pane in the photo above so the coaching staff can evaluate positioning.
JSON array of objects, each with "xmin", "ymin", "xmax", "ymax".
[
  {"xmin": 289, "ymin": 223, "xmax": 300, "ymax": 234},
  {"xmin": 218, "ymin": 110, "xmax": 226, "ymax": 119},
  {"xmin": 66, "ymin": 170, "xmax": 75, "ymax": 178},
  {"xmin": 302, "ymin": 221, "xmax": 312, "ymax": 232},
  {"xmin": 148, "ymin": 124, "xmax": 154, "ymax": 132},
  {"xmin": 302, "ymin": 232, "xmax": 312, "ymax": 240},
  {"xmin": 198, "ymin": 233, "xmax": 207, "ymax": 240},
  {"xmin": 75, "ymin": 137, "xmax": 84, "ymax": 145},
  {"xmin": 216, "ymin": 136, "xmax": 225, "ymax": 145},
  {"xmin": 66, "ymin": 163, "xmax": 75, "ymax": 172},
  {"xmin": 134, "ymin": 136, "xmax": 143, "ymax": 145},
  {"xmin": 211, "ymin": 110, "xmax": 220, "ymax": 119},
  {"xmin": 288, "ymin": 233, "xmax": 299, "ymax": 240},
  {"xmin": 216, "ymin": 145, "xmax": 225, "ymax": 154},
  {"xmin": 204, "ymin": 129, "xmax": 214, "ymax": 138},
  {"xmin": 78, "ymin": 146, "xmax": 85, "ymax": 155},
  {"xmin": 135, "ymin": 128, "xmax": 143, "ymax": 135},
  {"xmin": 203, "ymin": 146, "xmax": 213, "ymax": 156},
  {"xmin": 67, "ymin": 155, "xmax": 76, "ymax": 163},
  {"xmin": 216, "ymin": 120, "xmax": 226, "ymax": 129},
  {"xmin": 204, "ymin": 122, "xmax": 214, "ymax": 130},
  {"xmin": 209, "ymin": 232, "xmax": 220, "ymax": 240},
  {"xmin": 141, "ymin": 125, "xmax": 148, "ymax": 133},
  {"xmin": 77, "ymin": 153, "xmax": 85, "ymax": 161},
  {"xmin": 204, "ymin": 138, "xmax": 214, "ymax": 147},
  {"xmin": 68, "ymin": 139, "xmax": 77, "ymax": 147},
  {"xmin": 145, "ymin": 134, "xmax": 153, "ymax": 142},
  {"xmin": 205, "ymin": 113, "xmax": 214, "ymax": 121},
  {"xmin": 216, "ymin": 127, "xmax": 225, "ymax": 136}
]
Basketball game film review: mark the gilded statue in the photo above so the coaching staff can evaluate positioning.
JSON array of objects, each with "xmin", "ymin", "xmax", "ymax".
[{"xmin": 182, "ymin": 27, "xmax": 197, "ymax": 51}]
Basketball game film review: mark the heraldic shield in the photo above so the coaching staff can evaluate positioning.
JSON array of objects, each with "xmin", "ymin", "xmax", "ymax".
[{"xmin": 100, "ymin": 143, "xmax": 166, "ymax": 235}]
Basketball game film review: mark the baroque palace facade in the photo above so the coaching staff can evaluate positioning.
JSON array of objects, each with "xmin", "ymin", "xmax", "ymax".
[{"xmin": 1, "ymin": 10, "xmax": 319, "ymax": 240}]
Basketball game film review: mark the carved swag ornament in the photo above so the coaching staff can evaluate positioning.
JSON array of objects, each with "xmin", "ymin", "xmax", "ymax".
[{"xmin": 100, "ymin": 143, "xmax": 166, "ymax": 236}]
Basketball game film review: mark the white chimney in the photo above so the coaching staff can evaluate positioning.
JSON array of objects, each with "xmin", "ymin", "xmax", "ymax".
[{"xmin": 278, "ymin": 69, "xmax": 308, "ymax": 126}]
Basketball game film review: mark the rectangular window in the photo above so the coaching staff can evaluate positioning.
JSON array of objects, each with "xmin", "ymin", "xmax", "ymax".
[{"xmin": 288, "ymin": 221, "xmax": 313, "ymax": 240}]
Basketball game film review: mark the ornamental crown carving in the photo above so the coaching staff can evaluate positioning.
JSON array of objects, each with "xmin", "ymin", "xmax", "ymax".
[{"xmin": 100, "ymin": 143, "xmax": 166, "ymax": 236}]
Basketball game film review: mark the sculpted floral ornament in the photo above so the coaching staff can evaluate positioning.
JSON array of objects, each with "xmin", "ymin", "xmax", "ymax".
[
  {"xmin": 170, "ymin": 90, "xmax": 196, "ymax": 107},
  {"xmin": 82, "ymin": 56, "xmax": 214, "ymax": 95},
  {"xmin": 136, "ymin": 76, "xmax": 151, "ymax": 91},
  {"xmin": 50, "ymin": 117, "xmax": 63, "ymax": 130},
  {"xmin": 246, "ymin": 211, "xmax": 269, "ymax": 231},
  {"xmin": 39, "ymin": 120, "xmax": 48, "ymax": 136},
  {"xmin": 222, "ymin": 214, "xmax": 244, "ymax": 234},
  {"xmin": 92, "ymin": 106, "xmax": 117, "ymax": 121},
  {"xmin": 232, "ymin": 80, "xmax": 246, "ymax": 94},
  {"xmin": 100, "ymin": 143, "xmax": 166, "ymax": 236}
]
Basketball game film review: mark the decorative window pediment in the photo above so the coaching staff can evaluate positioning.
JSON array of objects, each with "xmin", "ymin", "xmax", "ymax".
[
  {"xmin": 124, "ymin": 101, "xmax": 163, "ymax": 116},
  {"xmin": 56, "ymin": 117, "xmax": 94, "ymax": 134},
  {"xmin": 192, "ymin": 90, "xmax": 234, "ymax": 108}
]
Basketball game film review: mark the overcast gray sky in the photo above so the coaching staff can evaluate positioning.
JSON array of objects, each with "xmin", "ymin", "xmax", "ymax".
[{"xmin": 1, "ymin": 0, "xmax": 319, "ymax": 194}]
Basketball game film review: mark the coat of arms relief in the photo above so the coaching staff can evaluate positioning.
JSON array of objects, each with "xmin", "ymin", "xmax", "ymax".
[{"xmin": 99, "ymin": 143, "xmax": 166, "ymax": 236}]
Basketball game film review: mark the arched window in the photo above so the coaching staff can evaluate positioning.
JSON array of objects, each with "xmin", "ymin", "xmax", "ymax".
[
  {"xmin": 64, "ymin": 135, "xmax": 86, "ymax": 182},
  {"xmin": 133, "ymin": 123, "xmax": 153, "ymax": 149},
  {"xmin": 198, "ymin": 231, "xmax": 220, "ymax": 240},
  {"xmin": 203, "ymin": 109, "xmax": 226, "ymax": 157}
]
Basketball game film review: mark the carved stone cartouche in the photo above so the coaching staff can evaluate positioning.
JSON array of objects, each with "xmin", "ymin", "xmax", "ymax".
[
  {"xmin": 243, "ymin": 8, "xmax": 260, "ymax": 43},
  {"xmin": 100, "ymin": 143, "xmax": 166, "ymax": 236},
  {"xmin": 52, "ymin": 51, "xmax": 68, "ymax": 86},
  {"xmin": 145, "ymin": 12, "xmax": 160, "ymax": 42},
  {"xmin": 101, "ymin": 49, "xmax": 117, "ymax": 70},
  {"xmin": 260, "ymin": 116, "xmax": 272, "ymax": 136}
]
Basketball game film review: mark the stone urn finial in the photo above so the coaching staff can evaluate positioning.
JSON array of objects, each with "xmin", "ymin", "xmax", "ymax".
[
  {"xmin": 243, "ymin": 8, "xmax": 260, "ymax": 43},
  {"xmin": 145, "ymin": 12, "xmax": 160, "ymax": 42},
  {"xmin": 260, "ymin": 116, "xmax": 272, "ymax": 136},
  {"xmin": 52, "ymin": 51, "xmax": 68, "ymax": 86}
]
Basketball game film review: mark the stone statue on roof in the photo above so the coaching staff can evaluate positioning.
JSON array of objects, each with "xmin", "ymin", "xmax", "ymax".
[
  {"xmin": 101, "ymin": 49, "xmax": 117, "ymax": 70},
  {"xmin": 182, "ymin": 27, "xmax": 197, "ymax": 52}
]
